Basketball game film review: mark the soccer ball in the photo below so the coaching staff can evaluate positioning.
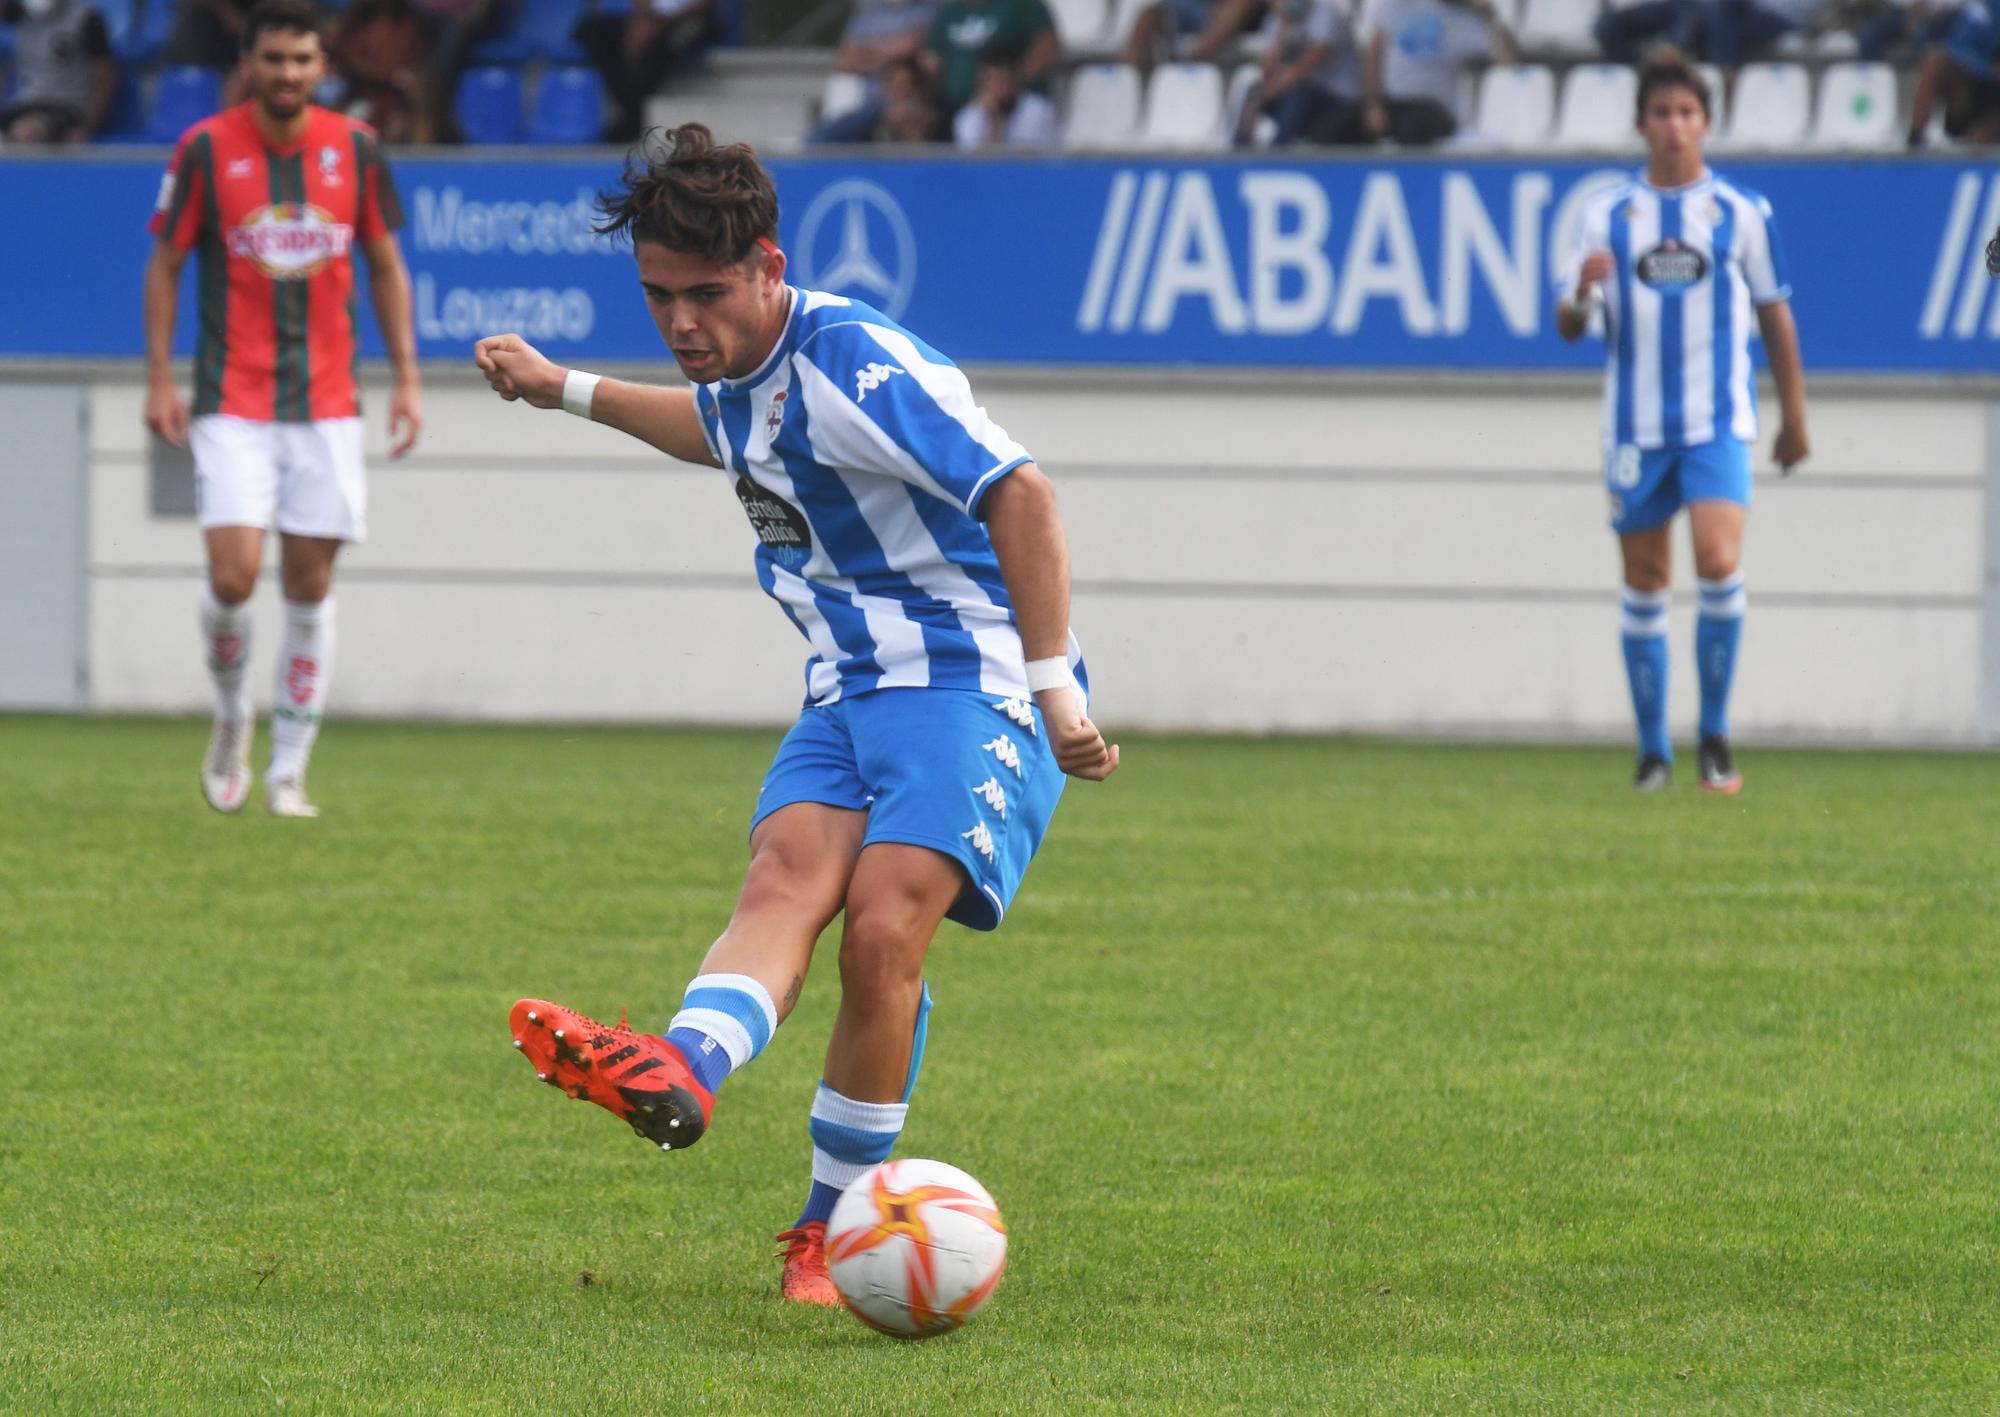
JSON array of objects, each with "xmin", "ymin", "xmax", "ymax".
[{"xmin": 824, "ymin": 1158, "xmax": 1008, "ymax": 1338}]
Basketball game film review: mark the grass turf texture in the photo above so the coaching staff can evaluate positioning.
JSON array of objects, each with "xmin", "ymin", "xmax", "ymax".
[{"xmin": 2, "ymin": 716, "xmax": 1996, "ymax": 1414}]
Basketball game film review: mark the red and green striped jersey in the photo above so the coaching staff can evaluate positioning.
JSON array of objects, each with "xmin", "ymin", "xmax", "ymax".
[{"xmin": 150, "ymin": 104, "xmax": 402, "ymax": 423}]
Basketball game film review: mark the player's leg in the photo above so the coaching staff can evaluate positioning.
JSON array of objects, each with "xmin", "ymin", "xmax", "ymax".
[
  {"xmin": 266, "ymin": 418, "xmax": 366, "ymax": 815},
  {"xmin": 192, "ymin": 415, "xmax": 279, "ymax": 813},
  {"xmin": 1689, "ymin": 498, "xmax": 1749, "ymax": 794},
  {"xmin": 1610, "ymin": 444, "xmax": 1681, "ymax": 788}
]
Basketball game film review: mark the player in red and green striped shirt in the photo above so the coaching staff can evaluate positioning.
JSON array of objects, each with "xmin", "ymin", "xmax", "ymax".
[{"xmin": 143, "ymin": 0, "xmax": 422, "ymax": 819}]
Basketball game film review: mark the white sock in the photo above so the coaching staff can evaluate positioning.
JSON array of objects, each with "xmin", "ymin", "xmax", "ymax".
[
  {"xmin": 198, "ymin": 584, "xmax": 252, "ymax": 726},
  {"xmin": 269, "ymin": 597, "xmax": 334, "ymax": 783}
]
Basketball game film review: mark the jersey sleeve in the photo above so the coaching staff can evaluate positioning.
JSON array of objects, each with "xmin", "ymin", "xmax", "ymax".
[
  {"xmin": 148, "ymin": 129, "xmax": 212, "ymax": 248},
  {"xmin": 356, "ymin": 129, "xmax": 404, "ymax": 240},
  {"xmin": 1740, "ymin": 193, "xmax": 1792, "ymax": 306},
  {"xmin": 796, "ymin": 321, "xmax": 1032, "ymax": 517}
]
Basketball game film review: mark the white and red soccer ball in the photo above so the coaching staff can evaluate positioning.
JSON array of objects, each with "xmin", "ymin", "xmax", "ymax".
[{"xmin": 824, "ymin": 1159, "xmax": 1008, "ymax": 1338}]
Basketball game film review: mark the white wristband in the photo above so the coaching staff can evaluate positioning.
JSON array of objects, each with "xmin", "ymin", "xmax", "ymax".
[
  {"xmin": 1025, "ymin": 656, "xmax": 1072, "ymax": 693},
  {"xmin": 561, "ymin": 368, "xmax": 601, "ymax": 419}
]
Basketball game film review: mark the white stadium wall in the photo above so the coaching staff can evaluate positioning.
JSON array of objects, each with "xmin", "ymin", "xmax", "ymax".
[{"xmin": 36, "ymin": 365, "xmax": 2000, "ymax": 744}]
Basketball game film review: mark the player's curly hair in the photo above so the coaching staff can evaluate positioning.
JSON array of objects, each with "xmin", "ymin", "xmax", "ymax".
[
  {"xmin": 594, "ymin": 125, "xmax": 779, "ymax": 266},
  {"xmin": 1635, "ymin": 48, "xmax": 1712, "ymax": 122}
]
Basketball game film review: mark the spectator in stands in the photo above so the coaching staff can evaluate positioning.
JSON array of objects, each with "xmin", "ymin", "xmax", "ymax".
[
  {"xmin": 0, "ymin": 0, "xmax": 117, "ymax": 144},
  {"xmin": 922, "ymin": 0, "xmax": 1057, "ymax": 124},
  {"xmin": 809, "ymin": 0, "xmax": 937, "ymax": 144},
  {"xmin": 1233, "ymin": 0, "xmax": 1365, "ymax": 146},
  {"xmin": 1359, "ymin": 0, "xmax": 1514, "ymax": 144},
  {"xmin": 1124, "ymin": 0, "xmax": 1269, "ymax": 71},
  {"xmin": 577, "ymin": 0, "xmax": 717, "ymax": 143},
  {"xmin": 953, "ymin": 55, "xmax": 1056, "ymax": 143},
  {"xmin": 1596, "ymin": 0, "xmax": 1818, "ymax": 70},
  {"xmin": 1858, "ymin": 0, "xmax": 1963, "ymax": 62},
  {"xmin": 1907, "ymin": 0, "xmax": 2000, "ymax": 143},
  {"xmin": 324, "ymin": 0, "xmax": 439, "ymax": 143},
  {"xmin": 876, "ymin": 54, "xmax": 941, "ymax": 137}
]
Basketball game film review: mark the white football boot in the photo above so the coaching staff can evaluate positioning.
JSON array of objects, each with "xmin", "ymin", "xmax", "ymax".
[
  {"xmin": 200, "ymin": 720, "xmax": 253, "ymax": 813},
  {"xmin": 265, "ymin": 775, "xmax": 320, "ymax": 819}
]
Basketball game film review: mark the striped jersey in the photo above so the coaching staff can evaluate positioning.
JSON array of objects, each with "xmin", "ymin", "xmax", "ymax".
[
  {"xmin": 696, "ymin": 287, "xmax": 1083, "ymax": 708},
  {"xmin": 1567, "ymin": 170, "xmax": 1791, "ymax": 451},
  {"xmin": 150, "ymin": 104, "xmax": 402, "ymax": 423}
]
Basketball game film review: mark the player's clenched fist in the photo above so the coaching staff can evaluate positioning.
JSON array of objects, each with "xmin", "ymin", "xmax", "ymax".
[
  {"xmin": 474, "ymin": 333, "xmax": 566, "ymax": 408},
  {"xmin": 1036, "ymin": 686, "xmax": 1120, "ymax": 782}
]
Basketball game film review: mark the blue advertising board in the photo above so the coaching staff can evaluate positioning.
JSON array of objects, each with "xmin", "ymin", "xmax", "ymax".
[{"xmin": 2, "ymin": 151, "xmax": 1997, "ymax": 373}]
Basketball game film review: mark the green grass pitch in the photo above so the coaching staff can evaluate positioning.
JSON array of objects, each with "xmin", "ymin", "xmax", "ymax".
[{"xmin": 3, "ymin": 716, "xmax": 1996, "ymax": 1413}]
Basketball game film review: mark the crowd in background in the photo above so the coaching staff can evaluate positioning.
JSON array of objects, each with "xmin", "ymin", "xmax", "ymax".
[{"xmin": 2, "ymin": 0, "xmax": 1997, "ymax": 146}]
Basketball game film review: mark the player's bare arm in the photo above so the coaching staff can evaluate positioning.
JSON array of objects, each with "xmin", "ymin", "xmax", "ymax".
[
  {"xmin": 473, "ymin": 333, "xmax": 719, "ymax": 467},
  {"xmin": 1556, "ymin": 251, "xmax": 1612, "ymax": 342},
  {"xmin": 982, "ymin": 464, "xmax": 1119, "ymax": 782},
  {"xmin": 1756, "ymin": 299, "xmax": 1809, "ymax": 472},
  {"xmin": 361, "ymin": 232, "xmax": 423, "ymax": 458},
  {"xmin": 142, "ymin": 239, "xmax": 192, "ymax": 448}
]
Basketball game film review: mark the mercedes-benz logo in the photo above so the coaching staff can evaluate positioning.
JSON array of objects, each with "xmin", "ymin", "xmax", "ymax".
[{"xmin": 793, "ymin": 179, "xmax": 918, "ymax": 321}]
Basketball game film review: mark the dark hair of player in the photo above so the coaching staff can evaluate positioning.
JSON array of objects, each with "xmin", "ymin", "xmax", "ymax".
[
  {"xmin": 594, "ymin": 124, "xmax": 780, "ymax": 267},
  {"xmin": 1635, "ymin": 49, "xmax": 1712, "ymax": 122},
  {"xmin": 241, "ymin": 0, "xmax": 323, "ymax": 50}
]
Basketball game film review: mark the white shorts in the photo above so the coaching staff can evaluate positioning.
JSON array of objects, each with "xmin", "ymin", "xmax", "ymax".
[{"xmin": 191, "ymin": 414, "xmax": 368, "ymax": 542}]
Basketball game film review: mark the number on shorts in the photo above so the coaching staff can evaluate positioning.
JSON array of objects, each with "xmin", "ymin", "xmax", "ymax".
[{"xmin": 1608, "ymin": 444, "xmax": 1642, "ymax": 490}]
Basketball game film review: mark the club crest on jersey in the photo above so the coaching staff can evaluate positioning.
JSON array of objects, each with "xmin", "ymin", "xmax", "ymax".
[
  {"xmin": 318, "ymin": 145, "xmax": 344, "ymax": 186},
  {"xmin": 1636, "ymin": 238, "xmax": 1709, "ymax": 292},
  {"xmin": 765, "ymin": 389, "xmax": 787, "ymax": 438},
  {"xmin": 854, "ymin": 361, "xmax": 904, "ymax": 402},
  {"xmin": 226, "ymin": 203, "xmax": 355, "ymax": 280}
]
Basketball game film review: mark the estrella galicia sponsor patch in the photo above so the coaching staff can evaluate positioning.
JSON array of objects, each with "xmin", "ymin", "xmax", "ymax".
[
  {"xmin": 1636, "ymin": 238, "xmax": 1708, "ymax": 291},
  {"xmin": 733, "ymin": 475, "xmax": 812, "ymax": 569}
]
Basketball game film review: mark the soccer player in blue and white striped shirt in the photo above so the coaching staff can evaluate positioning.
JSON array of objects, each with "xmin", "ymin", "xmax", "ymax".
[
  {"xmin": 475, "ymin": 125, "xmax": 1117, "ymax": 1306},
  {"xmin": 1557, "ymin": 51, "xmax": 1810, "ymax": 794}
]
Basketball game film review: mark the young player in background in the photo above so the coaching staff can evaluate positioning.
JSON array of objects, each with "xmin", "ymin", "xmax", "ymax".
[
  {"xmin": 474, "ymin": 125, "xmax": 1118, "ymax": 1306},
  {"xmin": 143, "ymin": 0, "xmax": 422, "ymax": 819},
  {"xmin": 1556, "ymin": 51, "xmax": 1808, "ymax": 794}
]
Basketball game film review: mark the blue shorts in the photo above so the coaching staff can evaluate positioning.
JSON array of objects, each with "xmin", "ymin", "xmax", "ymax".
[
  {"xmin": 750, "ymin": 688, "xmax": 1067, "ymax": 932},
  {"xmin": 1605, "ymin": 437, "xmax": 1752, "ymax": 534}
]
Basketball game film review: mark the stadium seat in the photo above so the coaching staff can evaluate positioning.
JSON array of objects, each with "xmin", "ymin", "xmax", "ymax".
[
  {"xmin": 1812, "ymin": 61, "xmax": 1898, "ymax": 149},
  {"xmin": 93, "ymin": 70, "xmax": 147, "ymax": 143},
  {"xmin": 1103, "ymin": 0, "xmax": 1153, "ymax": 53},
  {"xmin": 1061, "ymin": 63, "xmax": 1142, "ymax": 149},
  {"xmin": 528, "ymin": 65, "xmax": 605, "ymax": 144},
  {"xmin": 1225, "ymin": 60, "xmax": 1266, "ymax": 142},
  {"xmin": 1139, "ymin": 62, "xmax": 1225, "ymax": 149},
  {"xmin": 1517, "ymin": 0, "xmax": 1599, "ymax": 55},
  {"xmin": 146, "ymin": 67, "xmax": 223, "ymax": 144},
  {"xmin": 820, "ymin": 71, "xmax": 870, "ymax": 123},
  {"xmin": 90, "ymin": 0, "xmax": 139, "ymax": 61},
  {"xmin": 456, "ymin": 66, "xmax": 526, "ymax": 144},
  {"xmin": 1048, "ymin": 0, "xmax": 1111, "ymax": 52},
  {"xmin": 1472, "ymin": 64, "xmax": 1555, "ymax": 147},
  {"xmin": 472, "ymin": 0, "xmax": 585, "ymax": 65},
  {"xmin": 1721, "ymin": 62, "xmax": 1810, "ymax": 148},
  {"xmin": 1554, "ymin": 64, "xmax": 1640, "ymax": 149},
  {"xmin": 120, "ymin": 0, "xmax": 177, "ymax": 62}
]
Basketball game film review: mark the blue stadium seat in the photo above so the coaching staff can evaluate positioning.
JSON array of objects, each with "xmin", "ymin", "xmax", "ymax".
[
  {"xmin": 94, "ymin": 70, "xmax": 148, "ymax": 142},
  {"xmin": 147, "ymin": 66, "xmax": 223, "ymax": 143},
  {"xmin": 527, "ymin": 65, "xmax": 603, "ymax": 144},
  {"xmin": 472, "ymin": 0, "xmax": 585, "ymax": 65},
  {"xmin": 91, "ymin": 0, "xmax": 141, "ymax": 59},
  {"xmin": 121, "ymin": 0, "xmax": 177, "ymax": 62},
  {"xmin": 455, "ymin": 66, "xmax": 526, "ymax": 144}
]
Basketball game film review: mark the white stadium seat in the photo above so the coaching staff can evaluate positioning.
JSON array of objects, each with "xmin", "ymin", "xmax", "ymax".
[
  {"xmin": 1722, "ymin": 62, "xmax": 1810, "ymax": 148},
  {"xmin": 819, "ymin": 71, "xmax": 869, "ymax": 123},
  {"xmin": 1517, "ymin": 0, "xmax": 1600, "ymax": 55},
  {"xmin": 1047, "ymin": 0, "xmax": 1111, "ymax": 54},
  {"xmin": 1555, "ymin": 64, "xmax": 1641, "ymax": 149},
  {"xmin": 1812, "ymin": 61, "xmax": 1898, "ymax": 149},
  {"xmin": 1062, "ymin": 63, "xmax": 1143, "ymax": 149},
  {"xmin": 1140, "ymin": 62, "xmax": 1227, "ymax": 149},
  {"xmin": 1473, "ymin": 64, "xmax": 1556, "ymax": 147}
]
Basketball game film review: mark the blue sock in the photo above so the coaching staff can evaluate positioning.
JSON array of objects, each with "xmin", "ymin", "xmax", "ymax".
[
  {"xmin": 1696, "ymin": 573, "xmax": 1746, "ymax": 741},
  {"xmin": 662, "ymin": 972, "xmax": 778, "ymax": 1095},
  {"xmin": 1621, "ymin": 588, "xmax": 1672, "ymax": 762},
  {"xmin": 795, "ymin": 982, "xmax": 931, "ymax": 1228}
]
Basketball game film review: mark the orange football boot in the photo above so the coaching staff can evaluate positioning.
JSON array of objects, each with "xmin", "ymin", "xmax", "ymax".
[
  {"xmin": 509, "ymin": 999, "xmax": 714, "ymax": 1151},
  {"xmin": 775, "ymin": 1222, "xmax": 842, "ymax": 1306}
]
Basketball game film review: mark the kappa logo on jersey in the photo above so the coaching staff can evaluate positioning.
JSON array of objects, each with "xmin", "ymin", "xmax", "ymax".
[
  {"xmin": 1636, "ymin": 238, "xmax": 1709, "ymax": 291},
  {"xmin": 226, "ymin": 157, "xmax": 255, "ymax": 180},
  {"xmin": 853, "ymin": 361, "xmax": 904, "ymax": 403},
  {"xmin": 765, "ymin": 389, "xmax": 788, "ymax": 438},
  {"xmin": 732, "ymin": 474, "xmax": 813, "ymax": 568},
  {"xmin": 318, "ymin": 144, "xmax": 344, "ymax": 186},
  {"xmin": 226, "ymin": 203, "xmax": 356, "ymax": 280}
]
